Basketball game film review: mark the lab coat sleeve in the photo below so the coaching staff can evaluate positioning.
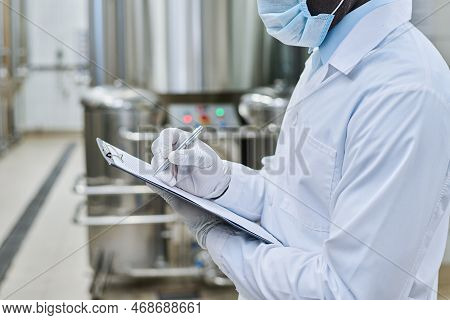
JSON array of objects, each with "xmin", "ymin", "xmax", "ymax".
[
  {"xmin": 206, "ymin": 87, "xmax": 450, "ymax": 299},
  {"xmin": 213, "ymin": 161, "xmax": 266, "ymax": 222}
]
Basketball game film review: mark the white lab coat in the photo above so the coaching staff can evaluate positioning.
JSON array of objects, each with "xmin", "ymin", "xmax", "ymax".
[{"xmin": 207, "ymin": 0, "xmax": 450, "ymax": 299}]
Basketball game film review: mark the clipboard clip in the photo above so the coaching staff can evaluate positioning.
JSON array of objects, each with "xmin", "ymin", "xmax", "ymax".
[{"xmin": 102, "ymin": 142, "xmax": 124, "ymax": 163}]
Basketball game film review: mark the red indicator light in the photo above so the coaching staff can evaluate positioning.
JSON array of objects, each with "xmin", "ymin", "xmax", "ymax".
[
  {"xmin": 183, "ymin": 114, "xmax": 193, "ymax": 124},
  {"xmin": 200, "ymin": 114, "xmax": 211, "ymax": 125}
]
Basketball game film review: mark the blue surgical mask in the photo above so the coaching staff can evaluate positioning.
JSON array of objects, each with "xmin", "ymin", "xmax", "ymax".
[{"xmin": 258, "ymin": 0, "xmax": 345, "ymax": 48}]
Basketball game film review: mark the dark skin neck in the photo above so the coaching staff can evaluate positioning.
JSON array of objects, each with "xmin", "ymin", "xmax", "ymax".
[{"xmin": 307, "ymin": 0, "xmax": 371, "ymax": 28}]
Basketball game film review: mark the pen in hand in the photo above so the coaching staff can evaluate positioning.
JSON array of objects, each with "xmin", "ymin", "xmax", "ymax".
[{"xmin": 153, "ymin": 125, "xmax": 204, "ymax": 176}]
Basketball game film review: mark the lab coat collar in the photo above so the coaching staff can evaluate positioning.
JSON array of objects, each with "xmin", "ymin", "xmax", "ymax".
[{"xmin": 329, "ymin": 0, "xmax": 413, "ymax": 75}]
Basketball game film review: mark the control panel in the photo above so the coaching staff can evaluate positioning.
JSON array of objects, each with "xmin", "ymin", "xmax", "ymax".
[{"xmin": 167, "ymin": 104, "xmax": 240, "ymax": 128}]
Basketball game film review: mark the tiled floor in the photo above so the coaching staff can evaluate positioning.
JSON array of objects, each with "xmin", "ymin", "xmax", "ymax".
[
  {"xmin": 0, "ymin": 133, "xmax": 91, "ymax": 299},
  {"xmin": 0, "ymin": 134, "xmax": 78, "ymax": 246}
]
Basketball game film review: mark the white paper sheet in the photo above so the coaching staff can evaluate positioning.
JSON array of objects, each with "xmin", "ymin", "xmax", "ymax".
[{"xmin": 97, "ymin": 138, "xmax": 282, "ymax": 245}]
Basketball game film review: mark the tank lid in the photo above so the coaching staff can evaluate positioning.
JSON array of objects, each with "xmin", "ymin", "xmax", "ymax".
[
  {"xmin": 81, "ymin": 83, "xmax": 161, "ymax": 111},
  {"xmin": 239, "ymin": 80, "xmax": 293, "ymax": 110}
]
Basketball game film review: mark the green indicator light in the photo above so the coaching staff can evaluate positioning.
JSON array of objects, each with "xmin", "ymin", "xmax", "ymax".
[{"xmin": 216, "ymin": 108, "xmax": 225, "ymax": 117}]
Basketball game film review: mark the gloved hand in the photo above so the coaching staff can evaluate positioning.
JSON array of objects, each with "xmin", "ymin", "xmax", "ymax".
[
  {"xmin": 148, "ymin": 184, "xmax": 226, "ymax": 248},
  {"xmin": 151, "ymin": 128, "xmax": 231, "ymax": 199}
]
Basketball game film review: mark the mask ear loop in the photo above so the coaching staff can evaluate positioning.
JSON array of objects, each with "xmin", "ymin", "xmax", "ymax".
[{"xmin": 332, "ymin": 0, "xmax": 345, "ymax": 15}]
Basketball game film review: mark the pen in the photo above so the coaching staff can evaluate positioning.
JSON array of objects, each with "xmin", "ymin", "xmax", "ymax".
[{"xmin": 153, "ymin": 125, "xmax": 204, "ymax": 176}]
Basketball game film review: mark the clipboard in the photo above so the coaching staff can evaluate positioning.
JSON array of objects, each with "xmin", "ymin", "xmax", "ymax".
[{"xmin": 97, "ymin": 138, "xmax": 282, "ymax": 246}]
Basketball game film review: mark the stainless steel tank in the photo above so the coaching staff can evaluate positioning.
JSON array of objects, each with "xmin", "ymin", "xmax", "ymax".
[
  {"xmin": 144, "ymin": 0, "xmax": 270, "ymax": 94},
  {"xmin": 0, "ymin": 0, "xmax": 27, "ymax": 82},
  {"xmin": 82, "ymin": 84, "xmax": 165, "ymax": 183},
  {"xmin": 0, "ymin": 0, "xmax": 27, "ymax": 152},
  {"xmin": 89, "ymin": 0, "xmax": 150, "ymax": 88},
  {"xmin": 0, "ymin": 1, "xmax": 11, "ymax": 80},
  {"xmin": 0, "ymin": 1, "xmax": 11, "ymax": 152},
  {"xmin": 88, "ymin": 0, "xmax": 305, "ymax": 93},
  {"xmin": 79, "ymin": 84, "xmax": 170, "ymax": 279},
  {"xmin": 89, "ymin": 0, "xmax": 129, "ymax": 86},
  {"xmin": 239, "ymin": 80, "xmax": 293, "ymax": 127},
  {"xmin": 9, "ymin": 0, "xmax": 28, "ymax": 82}
]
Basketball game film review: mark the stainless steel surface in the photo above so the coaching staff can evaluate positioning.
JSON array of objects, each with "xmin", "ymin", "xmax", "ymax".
[
  {"xmin": 0, "ymin": 1, "xmax": 7, "ymax": 79},
  {"xmin": 80, "ymin": 193, "xmax": 168, "ymax": 272},
  {"xmin": 89, "ymin": 0, "xmax": 131, "ymax": 86},
  {"xmin": 8, "ymin": 0, "xmax": 27, "ymax": 82},
  {"xmin": 80, "ymin": 83, "xmax": 172, "ymax": 277},
  {"xmin": 0, "ymin": 95, "xmax": 8, "ymax": 153},
  {"xmin": 0, "ymin": 0, "xmax": 11, "ymax": 79},
  {"xmin": 124, "ymin": 267, "xmax": 203, "ymax": 279},
  {"xmin": 73, "ymin": 201, "xmax": 177, "ymax": 226},
  {"xmin": 81, "ymin": 83, "xmax": 162, "ymax": 111},
  {"xmin": 239, "ymin": 80, "xmax": 293, "ymax": 127},
  {"xmin": 0, "ymin": 88, "xmax": 17, "ymax": 152},
  {"xmin": 0, "ymin": 0, "xmax": 27, "ymax": 82},
  {"xmin": 81, "ymin": 84, "xmax": 164, "ymax": 182},
  {"xmin": 73, "ymin": 175, "xmax": 154, "ymax": 195},
  {"xmin": 239, "ymin": 125, "xmax": 280, "ymax": 170},
  {"xmin": 88, "ymin": 0, "xmax": 305, "ymax": 94},
  {"xmin": 0, "ymin": 0, "xmax": 27, "ymax": 152},
  {"xmin": 88, "ymin": 224, "xmax": 166, "ymax": 274},
  {"xmin": 145, "ymin": 0, "xmax": 269, "ymax": 94}
]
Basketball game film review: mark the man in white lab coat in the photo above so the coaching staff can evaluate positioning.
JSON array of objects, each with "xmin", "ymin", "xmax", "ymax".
[{"xmin": 150, "ymin": 0, "xmax": 450, "ymax": 299}]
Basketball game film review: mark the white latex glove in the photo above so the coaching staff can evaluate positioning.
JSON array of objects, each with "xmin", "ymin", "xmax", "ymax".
[
  {"xmin": 151, "ymin": 128, "xmax": 231, "ymax": 199},
  {"xmin": 147, "ymin": 184, "xmax": 227, "ymax": 248}
]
